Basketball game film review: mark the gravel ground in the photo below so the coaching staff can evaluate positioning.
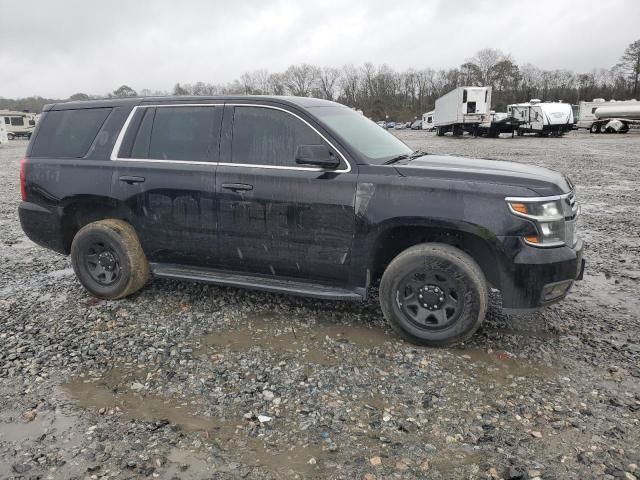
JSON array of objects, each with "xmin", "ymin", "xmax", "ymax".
[{"xmin": 1, "ymin": 130, "xmax": 639, "ymax": 480}]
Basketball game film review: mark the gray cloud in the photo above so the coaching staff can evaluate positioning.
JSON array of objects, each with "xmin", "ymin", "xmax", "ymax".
[{"xmin": 1, "ymin": 0, "xmax": 638, "ymax": 98}]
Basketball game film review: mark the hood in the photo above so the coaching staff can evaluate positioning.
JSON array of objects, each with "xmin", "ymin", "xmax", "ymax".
[{"xmin": 395, "ymin": 154, "xmax": 571, "ymax": 196}]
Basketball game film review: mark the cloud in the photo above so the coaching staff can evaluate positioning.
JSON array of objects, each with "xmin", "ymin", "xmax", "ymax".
[{"xmin": 1, "ymin": 0, "xmax": 638, "ymax": 98}]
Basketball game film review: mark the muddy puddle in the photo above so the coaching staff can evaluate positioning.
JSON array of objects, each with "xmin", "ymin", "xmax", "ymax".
[
  {"xmin": 0, "ymin": 409, "xmax": 78, "ymax": 444},
  {"xmin": 449, "ymin": 347, "xmax": 557, "ymax": 384},
  {"xmin": 62, "ymin": 368, "xmax": 326, "ymax": 476},
  {"xmin": 197, "ymin": 311, "xmax": 394, "ymax": 365},
  {"xmin": 63, "ymin": 369, "xmax": 233, "ymax": 434}
]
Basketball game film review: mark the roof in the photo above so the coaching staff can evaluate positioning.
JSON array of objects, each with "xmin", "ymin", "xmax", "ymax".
[{"xmin": 46, "ymin": 95, "xmax": 344, "ymax": 111}]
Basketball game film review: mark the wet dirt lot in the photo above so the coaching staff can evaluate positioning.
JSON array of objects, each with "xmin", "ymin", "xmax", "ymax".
[{"xmin": 1, "ymin": 131, "xmax": 639, "ymax": 479}]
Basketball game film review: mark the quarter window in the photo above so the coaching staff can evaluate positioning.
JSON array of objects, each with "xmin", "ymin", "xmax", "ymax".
[
  {"xmin": 231, "ymin": 107, "xmax": 326, "ymax": 167},
  {"xmin": 30, "ymin": 108, "xmax": 112, "ymax": 158}
]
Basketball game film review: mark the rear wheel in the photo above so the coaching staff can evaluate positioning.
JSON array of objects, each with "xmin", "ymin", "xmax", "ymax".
[
  {"xmin": 7, "ymin": 133, "xmax": 14, "ymax": 140},
  {"xmin": 379, "ymin": 243, "xmax": 488, "ymax": 347},
  {"xmin": 590, "ymin": 122, "xmax": 601, "ymax": 134},
  {"xmin": 71, "ymin": 219, "xmax": 149, "ymax": 299}
]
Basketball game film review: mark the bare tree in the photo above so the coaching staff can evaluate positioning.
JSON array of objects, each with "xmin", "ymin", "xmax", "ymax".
[
  {"xmin": 318, "ymin": 67, "xmax": 340, "ymax": 100},
  {"xmin": 283, "ymin": 64, "xmax": 320, "ymax": 96},
  {"xmin": 616, "ymin": 39, "xmax": 640, "ymax": 96}
]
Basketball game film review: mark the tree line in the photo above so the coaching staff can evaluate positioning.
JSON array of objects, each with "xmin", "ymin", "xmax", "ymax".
[{"xmin": 2, "ymin": 41, "xmax": 638, "ymax": 121}]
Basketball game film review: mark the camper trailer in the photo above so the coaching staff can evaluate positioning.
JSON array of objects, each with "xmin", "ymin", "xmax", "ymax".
[
  {"xmin": 576, "ymin": 99, "xmax": 639, "ymax": 131},
  {"xmin": 421, "ymin": 110, "xmax": 435, "ymax": 131},
  {"xmin": 433, "ymin": 87, "xmax": 492, "ymax": 136},
  {"xmin": 507, "ymin": 100, "xmax": 573, "ymax": 136},
  {"xmin": 0, "ymin": 110, "xmax": 37, "ymax": 139}
]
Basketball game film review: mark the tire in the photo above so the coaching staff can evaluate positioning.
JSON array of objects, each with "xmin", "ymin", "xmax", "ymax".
[
  {"xmin": 590, "ymin": 123, "xmax": 600, "ymax": 134},
  {"xmin": 71, "ymin": 219, "xmax": 150, "ymax": 299},
  {"xmin": 7, "ymin": 133, "xmax": 14, "ymax": 140},
  {"xmin": 379, "ymin": 243, "xmax": 488, "ymax": 347},
  {"xmin": 436, "ymin": 127, "xmax": 444, "ymax": 136}
]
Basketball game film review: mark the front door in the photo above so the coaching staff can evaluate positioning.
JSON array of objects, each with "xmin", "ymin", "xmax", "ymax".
[
  {"xmin": 111, "ymin": 104, "xmax": 222, "ymax": 267},
  {"xmin": 216, "ymin": 104, "xmax": 357, "ymax": 284}
]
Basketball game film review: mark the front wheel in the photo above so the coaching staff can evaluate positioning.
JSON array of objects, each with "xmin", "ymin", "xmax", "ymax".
[
  {"xmin": 71, "ymin": 219, "xmax": 150, "ymax": 299},
  {"xmin": 379, "ymin": 243, "xmax": 488, "ymax": 347}
]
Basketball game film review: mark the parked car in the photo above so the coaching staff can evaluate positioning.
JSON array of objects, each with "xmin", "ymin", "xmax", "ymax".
[
  {"xmin": 376, "ymin": 121, "xmax": 386, "ymax": 128},
  {"xmin": 411, "ymin": 120, "xmax": 422, "ymax": 130},
  {"xmin": 405, "ymin": 121, "xmax": 412, "ymax": 128},
  {"xmin": 394, "ymin": 122, "xmax": 405, "ymax": 130},
  {"xmin": 386, "ymin": 121, "xmax": 396, "ymax": 129},
  {"xmin": 19, "ymin": 96, "xmax": 584, "ymax": 347}
]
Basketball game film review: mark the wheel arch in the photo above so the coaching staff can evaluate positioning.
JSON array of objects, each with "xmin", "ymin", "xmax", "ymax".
[
  {"xmin": 60, "ymin": 195, "xmax": 132, "ymax": 254},
  {"xmin": 368, "ymin": 222, "xmax": 501, "ymax": 288}
]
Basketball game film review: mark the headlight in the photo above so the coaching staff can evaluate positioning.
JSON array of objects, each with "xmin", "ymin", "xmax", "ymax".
[{"xmin": 506, "ymin": 194, "xmax": 579, "ymax": 247}]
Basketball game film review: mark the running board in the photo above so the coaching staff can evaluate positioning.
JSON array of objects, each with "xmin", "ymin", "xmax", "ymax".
[{"xmin": 150, "ymin": 263, "xmax": 364, "ymax": 301}]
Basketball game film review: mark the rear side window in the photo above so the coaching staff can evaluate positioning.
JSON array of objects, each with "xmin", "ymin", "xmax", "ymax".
[
  {"xmin": 11, "ymin": 117, "xmax": 24, "ymax": 126},
  {"xmin": 31, "ymin": 108, "xmax": 112, "ymax": 158},
  {"xmin": 231, "ymin": 107, "xmax": 324, "ymax": 167},
  {"xmin": 148, "ymin": 106, "xmax": 218, "ymax": 161}
]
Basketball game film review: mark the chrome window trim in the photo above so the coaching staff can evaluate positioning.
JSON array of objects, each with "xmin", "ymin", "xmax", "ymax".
[
  {"xmin": 505, "ymin": 191, "xmax": 572, "ymax": 203},
  {"xmin": 110, "ymin": 103, "xmax": 352, "ymax": 173}
]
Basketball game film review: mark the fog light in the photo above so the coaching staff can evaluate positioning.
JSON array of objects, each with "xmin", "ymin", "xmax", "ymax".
[{"xmin": 542, "ymin": 280, "xmax": 573, "ymax": 302}]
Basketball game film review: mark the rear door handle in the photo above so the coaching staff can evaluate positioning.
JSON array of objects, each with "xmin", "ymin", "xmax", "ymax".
[
  {"xmin": 221, "ymin": 183, "xmax": 253, "ymax": 192},
  {"xmin": 119, "ymin": 175, "xmax": 146, "ymax": 184}
]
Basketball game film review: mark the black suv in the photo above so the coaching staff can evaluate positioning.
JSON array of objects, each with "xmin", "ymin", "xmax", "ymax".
[{"xmin": 19, "ymin": 96, "xmax": 585, "ymax": 346}]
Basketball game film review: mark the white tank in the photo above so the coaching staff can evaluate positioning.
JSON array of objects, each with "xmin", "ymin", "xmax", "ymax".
[{"xmin": 594, "ymin": 104, "xmax": 640, "ymax": 120}]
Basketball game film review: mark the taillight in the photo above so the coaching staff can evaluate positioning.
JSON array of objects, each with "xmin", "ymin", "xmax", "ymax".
[{"xmin": 20, "ymin": 158, "xmax": 27, "ymax": 201}]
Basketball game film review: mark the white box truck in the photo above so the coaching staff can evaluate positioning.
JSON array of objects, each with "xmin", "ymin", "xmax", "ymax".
[{"xmin": 434, "ymin": 87, "xmax": 492, "ymax": 136}]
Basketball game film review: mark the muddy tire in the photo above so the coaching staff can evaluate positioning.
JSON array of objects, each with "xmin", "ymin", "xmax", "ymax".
[
  {"xmin": 379, "ymin": 243, "xmax": 488, "ymax": 347},
  {"xmin": 71, "ymin": 219, "xmax": 150, "ymax": 299}
]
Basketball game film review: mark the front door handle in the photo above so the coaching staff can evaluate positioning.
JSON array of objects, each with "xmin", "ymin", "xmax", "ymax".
[
  {"xmin": 221, "ymin": 183, "xmax": 253, "ymax": 192},
  {"xmin": 119, "ymin": 175, "xmax": 146, "ymax": 185}
]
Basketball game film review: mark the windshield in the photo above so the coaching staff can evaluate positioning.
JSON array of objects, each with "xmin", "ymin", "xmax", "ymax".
[{"xmin": 310, "ymin": 106, "xmax": 412, "ymax": 164}]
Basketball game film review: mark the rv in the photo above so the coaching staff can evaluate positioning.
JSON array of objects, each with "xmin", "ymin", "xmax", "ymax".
[
  {"xmin": 576, "ymin": 99, "xmax": 639, "ymax": 130},
  {"xmin": 0, "ymin": 110, "xmax": 37, "ymax": 139},
  {"xmin": 507, "ymin": 100, "xmax": 573, "ymax": 136},
  {"xmin": 421, "ymin": 110, "xmax": 435, "ymax": 131},
  {"xmin": 433, "ymin": 87, "xmax": 491, "ymax": 136}
]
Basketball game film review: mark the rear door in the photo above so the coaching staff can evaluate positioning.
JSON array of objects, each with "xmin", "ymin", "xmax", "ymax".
[
  {"xmin": 216, "ymin": 103, "xmax": 357, "ymax": 284},
  {"xmin": 111, "ymin": 103, "xmax": 222, "ymax": 267}
]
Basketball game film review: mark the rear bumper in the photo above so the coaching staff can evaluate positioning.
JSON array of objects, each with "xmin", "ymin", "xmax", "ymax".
[
  {"xmin": 497, "ymin": 236, "xmax": 584, "ymax": 311},
  {"xmin": 18, "ymin": 201, "xmax": 68, "ymax": 254}
]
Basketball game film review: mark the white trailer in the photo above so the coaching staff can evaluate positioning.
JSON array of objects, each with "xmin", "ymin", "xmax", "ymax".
[
  {"xmin": 421, "ymin": 110, "xmax": 435, "ymax": 131},
  {"xmin": 576, "ymin": 99, "xmax": 639, "ymax": 130},
  {"xmin": 589, "ymin": 103, "xmax": 640, "ymax": 134},
  {"xmin": 433, "ymin": 86, "xmax": 492, "ymax": 136},
  {"xmin": 507, "ymin": 100, "xmax": 573, "ymax": 136}
]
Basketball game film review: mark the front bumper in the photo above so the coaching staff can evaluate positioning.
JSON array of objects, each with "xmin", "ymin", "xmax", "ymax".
[{"xmin": 497, "ymin": 236, "xmax": 584, "ymax": 311}]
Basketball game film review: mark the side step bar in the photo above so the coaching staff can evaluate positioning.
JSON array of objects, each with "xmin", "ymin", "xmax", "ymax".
[{"xmin": 150, "ymin": 263, "xmax": 365, "ymax": 301}]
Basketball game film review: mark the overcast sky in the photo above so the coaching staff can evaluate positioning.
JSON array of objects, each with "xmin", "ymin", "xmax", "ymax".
[{"xmin": 2, "ymin": 0, "xmax": 639, "ymax": 98}]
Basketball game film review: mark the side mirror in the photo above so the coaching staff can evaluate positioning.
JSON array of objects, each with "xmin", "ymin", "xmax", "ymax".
[{"xmin": 295, "ymin": 145, "xmax": 340, "ymax": 169}]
